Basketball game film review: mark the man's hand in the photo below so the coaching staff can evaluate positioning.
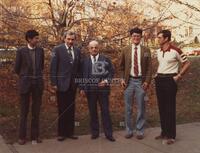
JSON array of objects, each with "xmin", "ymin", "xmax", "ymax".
[
  {"xmin": 49, "ymin": 85, "xmax": 57, "ymax": 94},
  {"xmin": 142, "ymin": 82, "xmax": 148, "ymax": 91},
  {"xmin": 120, "ymin": 79, "xmax": 126, "ymax": 89},
  {"xmin": 80, "ymin": 90, "xmax": 86, "ymax": 97},
  {"xmin": 173, "ymin": 74, "xmax": 181, "ymax": 82},
  {"xmin": 98, "ymin": 80, "xmax": 108, "ymax": 87}
]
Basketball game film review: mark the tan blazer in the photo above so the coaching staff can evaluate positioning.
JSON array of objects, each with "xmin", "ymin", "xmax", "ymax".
[{"xmin": 119, "ymin": 45, "xmax": 152, "ymax": 86}]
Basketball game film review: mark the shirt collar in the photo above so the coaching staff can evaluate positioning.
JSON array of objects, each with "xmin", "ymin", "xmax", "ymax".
[
  {"xmin": 132, "ymin": 43, "xmax": 141, "ymax": 49},
  {"xmin": 90, "ymin": 53, "xmax": 99, "ymax": 60},
  {"xmin": 27, "ymin": 44, "xmax": 36, "ymax": 50},
  {"xmin": 65, "ymin": 44, "xmax": 73, "ymax": 50},
  {"xmin": 161, "ymin": 43, "xmax": 171, "ymax": 52}
]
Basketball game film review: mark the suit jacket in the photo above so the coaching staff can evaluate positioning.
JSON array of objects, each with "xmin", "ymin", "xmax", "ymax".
[
  {"xmin": 14, "ymin": 46, "xmax": 44, "ymax": 94},
  {"xmin": 80, "ymin": 54, "xmax": 114, "ymax": 93},
  {"xmin": 50, "ymin": 43, "xmax": 81, "ymax": 92},
  {"xmin": 119, "ymin": 45, "xmax": 152, "ymax": 85}
]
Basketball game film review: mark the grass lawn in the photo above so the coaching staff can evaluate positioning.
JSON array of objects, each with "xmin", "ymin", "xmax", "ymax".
[{"xmin": 0, "ymin": 56, "xmax": 200, "ymax": 144}]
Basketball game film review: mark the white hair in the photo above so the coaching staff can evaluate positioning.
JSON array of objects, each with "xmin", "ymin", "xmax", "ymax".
[{"xmin": 89, "ymin": 40, "xmax": 99, "ymax": 46}]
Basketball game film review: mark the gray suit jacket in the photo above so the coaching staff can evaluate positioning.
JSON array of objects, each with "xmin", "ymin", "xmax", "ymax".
[
  {"xmin": 14, "ymin": 46, "xmax": 44, "ymax": 94},
  {"xmin": 50, "ymin": 43, "xmax": 81, "ymax": 92}
]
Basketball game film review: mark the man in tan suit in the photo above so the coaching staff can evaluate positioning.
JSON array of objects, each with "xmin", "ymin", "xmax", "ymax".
[{"xmin": 120, "ymin": 27, "xmax": 152, "ymax": 140}]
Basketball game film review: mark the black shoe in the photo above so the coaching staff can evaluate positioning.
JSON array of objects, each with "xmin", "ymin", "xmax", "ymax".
[
  {"xmin": 91, "ymin": 135, "xmax": 99, "ymax": 139},
  {"xmin": 106, "ymin": 136, "xmax": 116, "ymax": 142},
  {"xmin": 57, "ymin": 136, "xmax": 65, "ymax": 141},
  {"xmin": 66, "ymin": 135, "xmax": 78, "ymax": 140}
]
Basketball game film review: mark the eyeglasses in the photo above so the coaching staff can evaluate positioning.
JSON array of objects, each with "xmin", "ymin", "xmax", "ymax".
[{"xmin": 132, "ymin": 35, "xmax": 141, "ymax": 38}]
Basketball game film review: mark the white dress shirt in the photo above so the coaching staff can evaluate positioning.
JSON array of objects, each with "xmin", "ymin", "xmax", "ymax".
[{"xmin": 90, "ymin": 54, "xmax": 99, "ymax": 64}]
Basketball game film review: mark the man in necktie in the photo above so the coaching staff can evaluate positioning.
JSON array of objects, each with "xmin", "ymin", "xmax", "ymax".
[
  {"xmin": 50, "ymin": 31, "xmax": 81, "ymax": 141},
  {"xmin": 120, "ymin": 27, "xmax": 152, "ymax": 140},
  {"xmin": 80, "ymin": 40, "xmax": 115, "ymax": 142}
]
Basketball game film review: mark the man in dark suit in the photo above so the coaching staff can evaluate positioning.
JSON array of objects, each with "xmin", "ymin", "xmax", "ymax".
[
  {"xmin": 120, "ymin": 27, "xmax": 152, "ymax": 140},
  {"xmin": 80, "ymin": 40, "xmax": 115, "ymax": 142},
  {"xmin": 50, "ymin": 31, "xmax": 81, "ymax": 141},
  {"xmin": 14, "ymin": 30, "xmax": 44, "ymax": 145}
]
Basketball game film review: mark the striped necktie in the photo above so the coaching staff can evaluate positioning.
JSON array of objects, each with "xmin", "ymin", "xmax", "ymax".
[{"xmin": 134, "ymin": 46, "xmax": 139, "ymax": 76}]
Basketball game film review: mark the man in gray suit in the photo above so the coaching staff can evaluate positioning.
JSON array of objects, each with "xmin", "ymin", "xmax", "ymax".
[
  {"xmin": 50, "ymin": 31, "xmax": 81, "ymax": 141},
  {"xmin": 15, "ymin": 30, "xmax": 44, "ymax": 145}
]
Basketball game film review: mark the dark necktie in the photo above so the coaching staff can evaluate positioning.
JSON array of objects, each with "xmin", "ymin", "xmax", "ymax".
[
  {"xmin": 93, "ymin": 55, "xmax": 96, "ymax": 63},
  {"xmin": 68, "ymin": 47, "xmax": 73, "ymax": 59},
  {"xmin": 134, "ymin": 47, "xmax": 139, "ymax": 76}
]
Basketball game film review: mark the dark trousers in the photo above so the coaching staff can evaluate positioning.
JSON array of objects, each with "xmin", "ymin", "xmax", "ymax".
[
  {"xmin": 19, "ymin": 83, "xmax": 42, "ymax": 140},
  {"xmin": 155, "ymin": 76, "xmax": 177, "ymax": 139},
  {"xmin": 56, "ymin": 85, "xmax": 76, "ymax": 137},
  {"xmin": 86, "ymin": 90, "xmax": 113, "ymax": 137}
]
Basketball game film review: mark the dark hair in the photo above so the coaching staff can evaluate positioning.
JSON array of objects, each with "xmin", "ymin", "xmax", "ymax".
[
  {"xmin": 25, "ymin": 30, "xmax": 39, "ymax": 41},
  {"xmin": 158, "ymin": 30, "xmax": 171, "ymax": 41},
  {"xmin": 130, "ymin": 27, "xmax": 143, "ymax": 35}
]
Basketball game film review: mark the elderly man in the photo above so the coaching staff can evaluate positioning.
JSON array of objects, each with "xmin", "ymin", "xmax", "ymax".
[
  {"xmin": 50, "ymin": 31, "xmax": 81, "ymax": 141},
  {"xmin": 80, "ymin": 40, "xmax": 115, "ymax": 142}
]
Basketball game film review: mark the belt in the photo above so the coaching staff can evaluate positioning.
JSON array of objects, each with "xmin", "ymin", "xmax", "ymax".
[
  {"xmin": 129, "ymin": 75, "xmax": 142, "ymax": 79},
  {"xmin": 157, "ymin": 73, "xmax": 177, "ymax": 77}
]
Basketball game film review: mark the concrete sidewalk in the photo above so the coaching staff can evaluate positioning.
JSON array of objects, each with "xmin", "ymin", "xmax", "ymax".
[{"xmin": 1, "ymin": 122, "xmax": 200, "ymax": 153}]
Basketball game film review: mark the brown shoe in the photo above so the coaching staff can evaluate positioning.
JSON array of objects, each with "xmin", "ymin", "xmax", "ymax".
[
  {"xmin": 155, "ymin": 135, "xmax": 165, "ymax": 140},
  {"xmin": 166, "ymin": 139, "xmax": 175, "ymax": 145},
  {"xmin": 18, "ymin": 139, "xmax": 26, "ymax": 145},
  {"xmin": 125, "ymin": 134, "xmax": 133, "ymax": 139},
  {"xmin": 136, "ymin": 134, "xmax": 144, "ymax": 140}
]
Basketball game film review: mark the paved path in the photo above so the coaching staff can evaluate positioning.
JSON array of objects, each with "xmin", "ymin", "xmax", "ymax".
[{"xmin": 1, "ymin": 122, "xmax": 200, "ymax": 153}]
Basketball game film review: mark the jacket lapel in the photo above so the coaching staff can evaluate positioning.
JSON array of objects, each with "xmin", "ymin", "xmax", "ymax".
[
  {"xmin": 140, "ymin": 45, "xmax": 145, "ymax": 68},
  {"xmin": 127, "ymin": 45, "xmax": 132, "ymax": 68}
]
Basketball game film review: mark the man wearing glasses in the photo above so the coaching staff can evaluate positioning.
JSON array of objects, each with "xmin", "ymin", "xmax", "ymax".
[{"xmin": 120, "ymin": 27, "xmax": 152, "ymax": 140}]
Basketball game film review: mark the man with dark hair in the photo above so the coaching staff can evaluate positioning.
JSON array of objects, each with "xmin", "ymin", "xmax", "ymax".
[
  {"xmin": 157, "ymin": 30, "xmax": 171, "ymax": 41},
  {"xmin": 120, "ymin": 27, "xmax": 152, "ymax": 140},
  {"xmin": 50, "ymin": 31, "xmax": 81, "ymax": 141},
  {"xmin": 15, "ymin": 30, "xmax": 44, "ymax": 145},
  {"xmin": 155, "ymin": 29, "xmax": 190, "ymax": 145}
]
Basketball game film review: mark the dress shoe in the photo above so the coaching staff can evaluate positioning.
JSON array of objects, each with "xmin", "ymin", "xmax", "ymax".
[
  {"xmin": 155, "ymin": 135, "xmax": 165, "ymax": 140},
  {"xmin": 106, "ymin": 136, "xmax": 116, "ymax": 142},
  {"xmin": 57, "ymin": 136, "xmax": 65, "ymax": 141},
  {"xmin": 18, "ymin": 139, "xmax": 26, "ymax": 145},
  {"xmin": 136, "ymin": 134, "xmax": 144, "ymax": 140},
  {"xmin": 91, "ymin": 135, "xmax": 99, "ymax": 139},
  {"xmin": 66, "ymin": 135, "xmax": 78, "ymax": 139},
  {"xmin": 125, "ymin": 133, "xmax": 133, "ymax": 139},
  {"xmin": 166, "ymin": 139, "xmax": 175, "ymax": 145}
]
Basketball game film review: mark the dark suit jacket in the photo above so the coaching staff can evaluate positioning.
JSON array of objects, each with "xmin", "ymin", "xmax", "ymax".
[
  {"xmin": 119, "ymin": 45, "xmax": 152, "ymax": 85},
  {"xmin": 50, "ymin": 43, "xmax": 81, "ymax": 92},
  {"xmin": 14, "ymin": 46, "xmax": 44, "ymax": 94},
  {"xmin": 80, "ymin": 54, "xmax": 114, "ymax": 93}
]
